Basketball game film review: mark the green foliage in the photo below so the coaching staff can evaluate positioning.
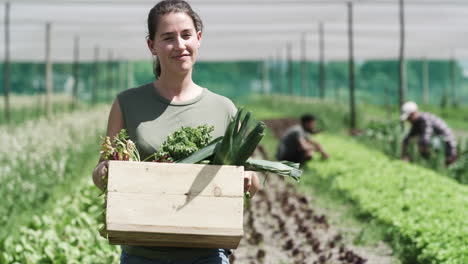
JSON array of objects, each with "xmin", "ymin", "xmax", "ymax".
[
  {"xmin": 177, "ymin": 109, "xmax": 301, "ymax": 180},
  {"xmin": 359, "ymin": 120, "xmax": 468, "ymax": 184},
  {"xmin": 358, "ymin": 59, "xmax": 466, "ymax": 106},
  {"xmin": 212, "ymin": 108, "xmax": 266, "ymax": 166},
  {"xmin": 0, "ymin": 180, "xmax": 120, "ymax": 264},
  {"xmin": 0, "ymin": 61, "xmax": 132, "ymax": 105},
  {"xmin": 448, "ymin": 141, "xmax": 468, "ymax": 184},
  {"xmin": 0, "ymin": 107, "xmax": 107, "ymax": 242},
  {"xmin": 240, "ymin": 94, "xmax": 362, "ymax": 132},
  {"xmin": 2, "ymin": 59, "xmax": 467, "ymax": 107},
  {"xmin": 154, "ymin": 125, "xmax": 214, "ymax": 162},
  {"xmin": 0, "ymin": 95, "xmax": 88, "ymax": 126},
  {"xmin": 194, "ymin": 61, "xmax": 262, "ymax": 100},
  {"xmin": 423, "ymin": 105, "xmax": 468, "ymax": 131},
  {"xmin": 0, "ymin": 106, "xmax": 118, "ymax": 263},
  {"xmin": 308, "ymin": 134, "xmax": 468, "ymax": 264}
]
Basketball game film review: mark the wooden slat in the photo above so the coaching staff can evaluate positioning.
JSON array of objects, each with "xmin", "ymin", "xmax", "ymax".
[
  {"xmin": 108, "ymin": 161, "xmax": 244, "ymax": 197},
  {"xmin": 107, "ymin": 223, "xmax": 243, "ymax": 237},
  {"xmin": 105, "ymin": 161, "xmax": 244, "ymax": 248},
  {"xmin": 107, "ymin": 192, "xmax": 243, "ymax": 231},
  {"xmin": 108, "ymin": 231, "xmax": 242, "ymax": 249}
]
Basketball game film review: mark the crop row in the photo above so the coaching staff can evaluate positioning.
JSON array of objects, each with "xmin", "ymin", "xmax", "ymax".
[
  {"xmin": 307, "ymin": 135, "xmax": 468, "ymax": 264},
  {"xmin": 358, "ymin": 120, "xmax": 468, "ymax": 184},
  {"xmin": 0, "ymin": 95, "xmax": 74, "ymax": 111},
  {"xmin": 0, "ymin": 95, "xmax": 83, "ymax": 125},
  {"xmin": 0, "ymin": 106, "xmax": 108, "ymax": 240},
  {"xmin": 233, "ymin": 173, "xmax": 366, "ymax": 264},
  {"xmin": 0, "ymin": 179, "xmax": 120, "ymax": 263}
]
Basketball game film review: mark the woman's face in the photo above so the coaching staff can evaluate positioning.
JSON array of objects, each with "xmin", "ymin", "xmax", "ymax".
[{"xmin": 148, "ymin": 12, "xmax": 202, "ymax": 76}]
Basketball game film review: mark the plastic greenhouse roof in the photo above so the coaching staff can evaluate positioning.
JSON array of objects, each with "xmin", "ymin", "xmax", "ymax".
[{"xmin": 2, "ymin": 0, "xmax": 468, "ymax": 62}]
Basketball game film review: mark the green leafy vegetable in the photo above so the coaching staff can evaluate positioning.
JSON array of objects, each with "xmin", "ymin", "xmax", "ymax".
[
  {"xmin": 178, "ymin": 108, "xmax": 303, "ymax": 181},
  {"xmin": 150, "ymin": 125, "xmax": 214, "ymax": 162},
  {"xmin": 244, "ymin": 158, "xmax": 302, "ymax": 181}
]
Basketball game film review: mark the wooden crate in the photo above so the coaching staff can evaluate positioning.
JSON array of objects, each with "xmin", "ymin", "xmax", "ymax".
[{"xmin": 105, "ymin": 160, "xmax": 244, "ymax": 249}]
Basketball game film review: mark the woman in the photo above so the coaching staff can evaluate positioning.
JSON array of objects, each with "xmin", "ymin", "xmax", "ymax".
[{"xmin": 92, "ymin": 1, "xmax": 259, "ymax": 263}]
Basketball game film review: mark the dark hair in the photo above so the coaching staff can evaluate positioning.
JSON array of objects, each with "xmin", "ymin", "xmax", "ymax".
[
  {"xmin": 301, "ymin": 114, "xmax": 316, "ymax": 124},
  {"xmin": 147, "ymin": 0, "xmax": 204, "ymax": 78}
]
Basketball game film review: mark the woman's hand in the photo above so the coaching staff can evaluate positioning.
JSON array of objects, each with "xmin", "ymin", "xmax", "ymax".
[
  {"xmin": 92, "ymin": 160, "xmax": 109, "ymax": 191},
  {"xmin": 244, "ymin": 171, "xmax": 260, "ymax": 197}
]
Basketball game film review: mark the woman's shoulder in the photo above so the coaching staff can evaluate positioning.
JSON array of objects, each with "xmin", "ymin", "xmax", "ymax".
[
  {"xmin": 202, "ymin": 89, "xmax": 236, "ymax": 108},
  {"xmin": 202, "ymin": 89, "xmax": 237, "ymax": 115},
  {"xmin": 118, "ymin": 83, "xmax": 152, "ymax": 100},
  {"xmin": 116, "ymin": 83, "xmax": 154, "ymax": 108}
]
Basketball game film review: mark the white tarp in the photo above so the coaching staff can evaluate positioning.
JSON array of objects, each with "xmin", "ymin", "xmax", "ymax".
[{"xmin": 1, "ymin": 0, "xmax": 468, "ymax": 62}]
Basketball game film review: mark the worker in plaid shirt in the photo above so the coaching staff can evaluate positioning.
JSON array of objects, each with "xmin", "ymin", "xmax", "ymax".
[{"xmin": 400, "ymin": 101, "xmax": 458, "ymax": 165}]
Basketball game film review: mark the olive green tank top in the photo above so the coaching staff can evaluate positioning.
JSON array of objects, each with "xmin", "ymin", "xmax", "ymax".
[
  {"xmin": 117, "ymin": 82, "xmax": 237, "ymax": 160},
  {"xmin": 116, "ymin": 82, "xmax": 237, "ymax": 259}
]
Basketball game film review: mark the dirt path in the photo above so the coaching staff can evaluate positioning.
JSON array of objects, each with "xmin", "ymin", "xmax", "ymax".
[
  {"xmin": 231, "ymin": 172, "xmax": 395, "ymax": 264},
  {"xmin": 230, "ymin": 118, "xmax": 397, "ymax": 264}
]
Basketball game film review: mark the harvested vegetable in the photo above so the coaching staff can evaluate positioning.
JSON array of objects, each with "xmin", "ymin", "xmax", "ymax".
[
  {"xmin": 98, "ymin": 109, "xmax": 302, "ymax": 237},
  {"xmin": 148, "ymin": 125, "xmax": 214, "ymax": 162},
  {"xmin": 98, "ymin": 129, "xmax": 140, "ymax": 238},
  {"xmin": 100, "ymin": 129, "xmax": 140, "ymax": 162},
  {"xmin": 98, "ymin": 110, "xmax": 302, "ymax": 180},
  {"xmin": 178, "ymin": 108, "xmax": 302, "ymax": 181}
]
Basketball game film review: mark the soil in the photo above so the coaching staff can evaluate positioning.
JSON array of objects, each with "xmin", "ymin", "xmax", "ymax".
[
  {"xmin": 262, "ymin": 118, "xmax": 299, "ymax": 139},
  {"xmin": 230, "ymin": 118, "xmax": 397, "ymax": 264}
]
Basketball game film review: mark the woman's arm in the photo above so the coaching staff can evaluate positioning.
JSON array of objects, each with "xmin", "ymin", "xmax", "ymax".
[
  {"xmin": 244, "ymin": 171, "xmax": 260, "ymax": 197},
  {"xmin": 92, "ymin": 99, "xmax": 125, "ymax": 190}
]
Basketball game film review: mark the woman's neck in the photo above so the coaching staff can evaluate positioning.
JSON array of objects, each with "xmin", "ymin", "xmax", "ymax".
[{"xmin": 154, "ymin": 71, "xmax": 202, "ymax": 102}]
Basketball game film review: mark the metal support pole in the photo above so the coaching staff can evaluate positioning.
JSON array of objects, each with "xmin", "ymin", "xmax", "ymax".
[
  {"xmin": 287, "ymin": 42, "xmax": 293, "ymax": 95},
  {"xmin": 385, "ymin": 86, "xmax": 391, "ymax": 119},
  {"xmin": 72, "ymin": 36, "xmax": 79, "ymax": 110},
  {"xmin": 45, "ymin": 22, "xmax": 53, "ymax": 118},
  {"xmin": 347, "ymin": 2, "xmax": 356, "ymax": 132},
  {"xmin": 262, "ymin": 59, "xmax": 268, "ymax": 94},
  {"xmin": 269, "ymin": 57, "xmax": 273, "ymax": 95},
  {"xmin": 422, "ymin": 57, "xmax": 429, "ymax": 105},
  {"xmin": 277, "ymin": 49, "xmax": 283, "ymax": 94},
  {"xmin": 450, "ymin": 52, "xmax": 456, "ymax": 106},
  {"xmin": 127, "ymin": 61, "xmax": 134, "ymax": 90},
  {"xmin": 319, "ymin": 22, "xmax": 326, "ymax": 99},
  {"xmin": 4, "ymin": 2, "xmax": 11, "ymax": 122},
  {"xmin": 300, "ymin": 33, "xmax": 307, "ymax": 97},
  {"xmin": 93, "ymin": 45, "xmax": 99, "ymax": 105},
  {"xmin": 399, "ymin": 0, "xmax": 406, "ymax": 124},
  {"xmin": 108, "ymin": 51, "xmax": 113, "ymax": 102},
  {"xmin": 116, "ymin": 59, "xmax": 122, "ymax": 92},
  {"xmin": 120, "ymin": 59, "xmax": 126, "ymax": 91}
]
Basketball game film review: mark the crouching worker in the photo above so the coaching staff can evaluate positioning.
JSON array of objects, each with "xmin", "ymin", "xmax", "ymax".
[
  {"xmin": 400, "ymin": 101, "xmax": 458, "ymax": 165},
  {"xmin": 276, "ymin": 114, "xmax": 329, "ymax": 165}
]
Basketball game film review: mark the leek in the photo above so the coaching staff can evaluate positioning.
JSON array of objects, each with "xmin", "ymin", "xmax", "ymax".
[{"xmin": 176, "ymin": 108, "xmax": 302, "ymax": 181}]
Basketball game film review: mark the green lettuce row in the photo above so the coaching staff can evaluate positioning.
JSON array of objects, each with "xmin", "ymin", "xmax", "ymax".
[
  {"xmin": 0, "ymin": 179, "xmax": 120, "ymax": 264},
  {"xmin": 309, "ymin": 135, "xmax": 468, "ymax": 264},
  {"xmin": 0, "ymin": 107, "xmax": 108, "ymax": 241}
]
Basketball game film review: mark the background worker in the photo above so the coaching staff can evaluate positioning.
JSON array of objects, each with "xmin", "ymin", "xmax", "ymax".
[
  {"xmin": 276, "ymin": 114, "xmax": 329, "ymax": 165},
  {"xmin": 400, "ymin": 101, "xmax": 458, "ymax": 165}
]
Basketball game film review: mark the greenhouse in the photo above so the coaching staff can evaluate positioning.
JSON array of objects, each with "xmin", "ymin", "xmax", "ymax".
[{"xmin": 1, "ymin": 0, "xmax": 467, "ymax": 263}]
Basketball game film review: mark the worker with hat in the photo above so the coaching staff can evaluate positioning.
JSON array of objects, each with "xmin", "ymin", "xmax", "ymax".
[{"xmin": 400, "ymin": 101, "xmax": 458, "ymax": 165}]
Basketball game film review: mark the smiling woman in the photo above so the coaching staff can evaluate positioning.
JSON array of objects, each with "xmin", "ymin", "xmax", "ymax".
[
  {"xmin": 149, "ymin": 12, "xmax": 202, "ymax": 85},
  {"xmin": 146, "ymin": 1, "xmax": 203, "ymax": 80},
  {"xmin": 91, "ymin": 0, "xmax": 259, "ymax": 264}
]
